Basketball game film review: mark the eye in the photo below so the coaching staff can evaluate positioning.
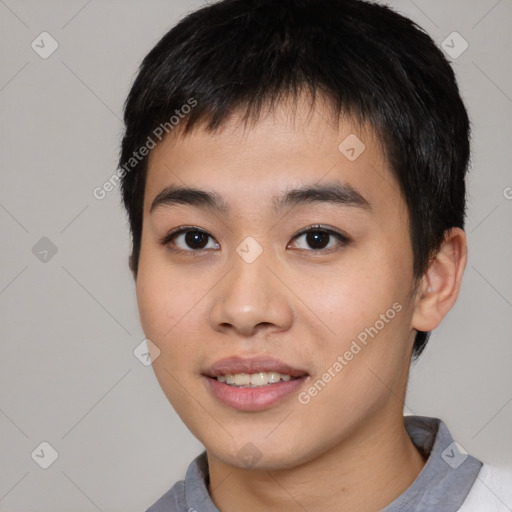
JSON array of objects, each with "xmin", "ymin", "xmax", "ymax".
[
  {"xmin": 288, "ymin": 225, "xmax": 349, "ymax": 252},
  {"xmin": 159, "ymin": 226, "xmax": 219, "ymax": 252},
  {"xmin": 159, "ymin": 224, "xmax": 349, "ymax": 254}
]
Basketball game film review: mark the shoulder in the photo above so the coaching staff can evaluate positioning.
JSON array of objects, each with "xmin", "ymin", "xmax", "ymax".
[
  {"xmin": 145, "ymin": 480, "xmax": 187, "ymax": 512},
  {"xmin": 458, "ymin": 464, "xmax": 512, "ymax": 511}
]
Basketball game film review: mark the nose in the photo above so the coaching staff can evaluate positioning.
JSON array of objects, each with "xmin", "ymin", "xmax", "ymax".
[{"xmin": 208, "ymin": 244, "xmax": 294, "ymax": 338}]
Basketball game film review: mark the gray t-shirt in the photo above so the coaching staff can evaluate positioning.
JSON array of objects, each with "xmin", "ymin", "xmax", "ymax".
[{"xmin": 146, "ymin": 416, "xmax": 482, "ymax": 512}]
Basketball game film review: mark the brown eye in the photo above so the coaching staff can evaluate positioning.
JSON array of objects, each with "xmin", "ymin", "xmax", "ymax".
[
  {"xmin": 305, "ymin": 231, "xmax": 331, "ymax": 250},
  {"xmin": 289, "ymin": 226, "xmax": 349, "ymax": 252},
  {"xmin": 161, "ymin": 227, "xmax": 219, "ymax": 252},
  {"xmin": 183, "ymin": 230, "xmax": 210, "ymax": 249}
]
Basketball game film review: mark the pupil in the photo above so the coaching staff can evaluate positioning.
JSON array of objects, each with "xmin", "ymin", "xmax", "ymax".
[
  {"xmin": 186, "ymin": 231, "xmax": 208, "ymax": 249},
  {"xmin": 307, "ymin": 231, "xmax": 329, "ymax": 249}
]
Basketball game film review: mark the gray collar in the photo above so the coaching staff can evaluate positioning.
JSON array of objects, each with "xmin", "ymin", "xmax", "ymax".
[
  {"xmin": 382, "ymin": 416, "xmax": 482, "ymax": 511},
  {"xmin": 147, "ymin": 415, "xmax": 482, "ymax": 512}
]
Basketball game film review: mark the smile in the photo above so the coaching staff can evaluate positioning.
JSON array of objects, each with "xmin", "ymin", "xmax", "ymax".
[
  {"xmin": 203, "ymin": 356, "xmax": 309, "ymax": 411},
  {"xmin": 216, "ymin": 372, "xmax": 295, "ymax": 387}
]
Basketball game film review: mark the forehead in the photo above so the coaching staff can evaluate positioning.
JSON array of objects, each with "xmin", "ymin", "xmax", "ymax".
[{"xmin": 144, "ymin": 94, "xmax": 404, "ymax": 220}]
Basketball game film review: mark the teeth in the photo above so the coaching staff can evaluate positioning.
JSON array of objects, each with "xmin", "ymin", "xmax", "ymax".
[
  {"xmin": 268, "ymin": 371, "xmax": 281, "ymax": 383},
  {"xmin": 215, "ymin": 372, "xmax": 296, "ymax": 387},
  {"xmin": 235, "ymin": 373, "xmax": 251, "ymax": 386}
]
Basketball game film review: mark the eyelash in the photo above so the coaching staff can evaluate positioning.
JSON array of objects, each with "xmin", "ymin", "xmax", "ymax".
[{"xmin": 158, "ymin": 225, "xmax": 350, "ymax": 255}]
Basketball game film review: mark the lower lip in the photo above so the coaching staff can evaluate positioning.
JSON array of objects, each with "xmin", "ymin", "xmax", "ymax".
[{"xmin": 204, "ymin": 376, "xmax": 307, "ymax": 411}]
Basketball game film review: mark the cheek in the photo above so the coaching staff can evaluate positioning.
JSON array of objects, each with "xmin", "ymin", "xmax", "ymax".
[
  {"xmin": 135, "ymin": 250, "xmax": 199, "ymax": 340},
  {"xmin": 135, "ymin": 264, "xmax": 201, "ymax": 405},
  {"xmin": 135, "ymin": 255, "xmax": 212, "ymax": 380},
  {"xmin": 295, "ymin": 247, "xmax": 414, "ymax": 376},
  {"xmin": 294, "ymin": 260, "xmax": 395, "ymax": 338},
  {"xmin": 135, "ymin": 273, "xmax": 170, "ymax": 340}
]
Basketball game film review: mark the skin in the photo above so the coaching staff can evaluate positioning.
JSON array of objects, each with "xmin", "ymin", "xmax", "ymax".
[{"xmin": 133, "ymin": 94, "xmax": 467, "ymax": 511}]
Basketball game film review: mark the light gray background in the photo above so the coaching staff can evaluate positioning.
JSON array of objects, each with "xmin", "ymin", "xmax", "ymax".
[{"xmin": 1, "ymin": 0, "xmax": 511, "ymax": 511}]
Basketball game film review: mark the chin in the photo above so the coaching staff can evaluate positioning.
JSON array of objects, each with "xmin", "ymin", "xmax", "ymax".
[{"xmin": 205, "ymin": 435, "xmax": 316, "ymax": 471}]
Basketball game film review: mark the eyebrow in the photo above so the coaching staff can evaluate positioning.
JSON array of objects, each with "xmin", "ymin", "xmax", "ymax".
[{"xmin": 150, "ymin": 182, "xmax": 371, "ymax": 214}]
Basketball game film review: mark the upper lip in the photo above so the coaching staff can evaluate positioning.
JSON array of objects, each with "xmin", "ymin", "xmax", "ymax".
[{"xmin": 204, "ymin": 356, "xmax": 309, "ymax": 378}]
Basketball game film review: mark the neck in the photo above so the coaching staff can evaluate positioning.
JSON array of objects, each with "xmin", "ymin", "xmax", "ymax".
[{"xmin": 207, "ymin": 408, "xmax": 426, "ymax": 512}]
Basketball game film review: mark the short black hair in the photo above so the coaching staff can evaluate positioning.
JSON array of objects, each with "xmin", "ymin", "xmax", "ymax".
[{"xmin": 119, "ymin": 0, "xmax": 470, "ymax": 357}]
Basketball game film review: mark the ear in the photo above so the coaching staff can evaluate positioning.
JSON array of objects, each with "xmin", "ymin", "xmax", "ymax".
[
  {"xmin": 411, "ymin": 227, "xmax": 467, "ymax": 332},
  {"xmin": 128, "ymin": 255, "xmax": 137, "ymax": 280}
]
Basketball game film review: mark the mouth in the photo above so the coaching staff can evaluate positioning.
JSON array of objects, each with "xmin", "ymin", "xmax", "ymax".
[
  {"xmin": 215, "ymin": 372, "xmax": 297, "ymax": 387},
  {"xmin": 203, "ymin": 356, "xmax": 309, "ymax": 411}
]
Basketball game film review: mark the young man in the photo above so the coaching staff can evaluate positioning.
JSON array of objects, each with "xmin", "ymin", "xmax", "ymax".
[{"xmin": 119, "ymin": 0, "xmax": 512, "ymax": 510}]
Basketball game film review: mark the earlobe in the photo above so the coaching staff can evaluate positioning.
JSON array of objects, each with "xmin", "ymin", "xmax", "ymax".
[{"xmin": 412, "ymin": 227, "xmax": 467, "ymax": 333}]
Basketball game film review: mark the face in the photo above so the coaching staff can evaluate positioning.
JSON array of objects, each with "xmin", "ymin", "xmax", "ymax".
[{"xmin": 136, "ymin": 95, "xmax": 419, "ymax": 470}]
